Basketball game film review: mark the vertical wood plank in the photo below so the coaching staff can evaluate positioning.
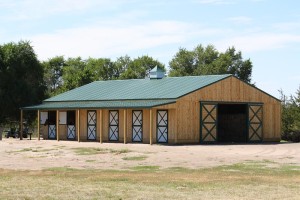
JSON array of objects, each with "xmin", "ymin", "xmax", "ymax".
[
  {"xmin": 37, "ymin": 110, "xmax": 40, "ymax": 140},
  {"xmin": 20, "ymin": 110, "xmax": 23, "ymax": 140},
  {"xmin": 124, "ymin": 109, "xmax": 127, "ymax": 144},
  {"xmin": 56, "ymin": 110, "xmax": 59, "ymax": 141},
  {"xmin": 100, "ymin": 109, "xmax": 102, "ymax": 143},
  {"xmin": 77, "ymin": 109, "xmax": 80, "ymax": 142},
  {"xmin": 150, "ymin": 109, "xmax": 153, "ymax": 145}
]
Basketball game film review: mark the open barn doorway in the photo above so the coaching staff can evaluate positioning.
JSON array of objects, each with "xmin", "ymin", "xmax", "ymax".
[{"xmin": 217, "ymin": 104, "xmax": 247, "ymax": 143}]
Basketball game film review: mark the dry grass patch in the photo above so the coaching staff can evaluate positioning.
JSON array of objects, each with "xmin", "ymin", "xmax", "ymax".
[
  {"xmin": 72, "ymin": 147, "xmax": 131, "ymax": 155},
  {"xmin": 0, "ymin": 161, "xmax": 299, "ymax": 200},
  {"xmin": 122, "ymin": 156, "xmax": 147, "ymax": 161}
]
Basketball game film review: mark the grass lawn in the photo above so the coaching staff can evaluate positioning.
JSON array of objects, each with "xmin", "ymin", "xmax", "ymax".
[{"xmin": 0, "ymin": 161, "xmax": 299, "ymax": 200}]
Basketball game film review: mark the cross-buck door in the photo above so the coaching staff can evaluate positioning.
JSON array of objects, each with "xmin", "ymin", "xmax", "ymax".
[
  {"xmin": 157, "ymin": 110, "xmax": 168, "ymax": 143},
  {"xmin": 67, "ymin": 111, "xmax": 76, "ymax": 140},
  {"xmin": 248, "ymin": 104, "xmax": 263, "ymax": 142},
  {"xmin": 200, "ymin": 102, "xmax": 218, "ymax": 143},
  {"xmin": 132, "ymin": 110, "xmax": 142, "ymax": 142},
  {"xmin": 67, "ymin": 125, "xmax": 76, "ymax": 140},
  {"xmin": 109, "ymin": 111, "xmax": 119, "ymax": 141},
  {"xmin": 48, "ymin": 111, "xmax": 56, "ymax": 139},
  {"xmin": 87, "ymin": 111, "xmax": 96, "ymax": 140},
  {"xmin": 48, "ymin": 125, "xmax": 56, "ymax": 139}
]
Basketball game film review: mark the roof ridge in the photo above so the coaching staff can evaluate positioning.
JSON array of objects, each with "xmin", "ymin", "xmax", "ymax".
[{"xmin": 44, "ymin": 74, "xmax": 233, "ymax": 102}]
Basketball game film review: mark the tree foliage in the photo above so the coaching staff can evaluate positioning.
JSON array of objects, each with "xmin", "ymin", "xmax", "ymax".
[
  {"xmin": 120, "ymin": 55, "xmax": 165, "ymax": 79},
  {"xmin": 42, "ymin": 55, "xmax": 165, "ymax": 95},
  {"xmin": 169, "ymin": 44, "xmax": 253, "ymax": 83},
  {"xmin": 42, "ymin": 56, "xmax": 65, "ymax": 96},
  {"xmin": 0, "ymin": 41, "xmax": 45, "ymax": 123},
  {"xmin": 280, "ymin": 87, "xmax": 300, "ymax": 134},
  {"xmin": 0, "ymin": 41, "xmax": 256, "ymax": 125}
]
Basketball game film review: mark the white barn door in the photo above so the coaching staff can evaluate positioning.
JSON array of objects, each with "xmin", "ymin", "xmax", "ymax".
[
  {"xmin": 87, "ymin": 111, "xmax": 96, "ymax": 140},
  {"xmin": 132, "ymin": 110, "xmax": 143, "ymax": 142},
  {"xmin": 109, "ymin": 111, "xmax": 119, "ymax": 141},
  {"xmin": 157, "ymin": 110, "xmax": 168, "ymax": 143}
]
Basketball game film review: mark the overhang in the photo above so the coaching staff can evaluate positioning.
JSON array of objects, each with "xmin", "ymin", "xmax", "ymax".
[{"xmin": 22, "ymin": 99, "xmax": 176, "ymax": 110}]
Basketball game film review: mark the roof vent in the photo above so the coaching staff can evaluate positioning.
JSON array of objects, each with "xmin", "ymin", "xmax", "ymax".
[{"xmin": 149, "ymin": 66, "xmax": 165, "ymax": 79}]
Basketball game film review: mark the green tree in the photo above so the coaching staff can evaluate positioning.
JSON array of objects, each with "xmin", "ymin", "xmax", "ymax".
[
  {"xmin": 60, "ymin": 57, "xmax": 89, "ymax": 92},
  {"xmin": 42, "ymin": 56, "xmax": 65, "ymax": 96},
  {"xmin": 86, "ymin": 58, "xmax": 119, "ymax": 81},
  {"xmin": 280, "ymin": 87, "xmax": 300, "ymax": 133},
  {"xmin": 0, "ymin": 41, "xmax": 46, "ymax": 123},
  {"xmin": 114, "ymin": 55, "xmax": 132, "ymax": 79},
  {"xmin": 169, "ymin": 44, "xmax": 253, "ymax": 83},
  {"xmin": 120, "ymin": 55, "xmax": 165, "ymax": 79}
]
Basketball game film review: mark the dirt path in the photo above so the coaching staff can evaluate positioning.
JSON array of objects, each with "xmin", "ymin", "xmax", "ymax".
[{"xmin": 0, "ymin": 138, "xmax": 299, "ymax": 170}]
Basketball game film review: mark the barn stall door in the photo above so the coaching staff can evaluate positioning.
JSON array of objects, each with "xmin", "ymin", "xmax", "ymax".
[
  {"xmin": 200, "ymin": 102, "xmax": 218, "ymax": 143},
  {"xmin": 87, "ymin": 111, "xmax": 96, "ymax": 140},
  {"xmin": 48, "ymin": 125, "xmax": 56, "ymax": 139},
  {"xmin": 132, "ymin": 110, "xmax": 143, "ymax": 142},
  {"xmin": 109, "ymin": 111, "xmax": 119, "ymax": 141},
  {"xmin": 48, "ymin": 111, "xmax": 57, "ymax": 139},
  {"xmin": 157, "ymin": 110, "xmax": 168, "ymax": 143},
  {"xmin": 67, "ymin": 125, "xmax": 76, "ymax": 139},
  {"xmin": 248, "ymin": 104, "xmax": 263, "ymax": 142},
  {"xmin": 67, "ymin": 111, "xmax": 76, "ymax": 140}
]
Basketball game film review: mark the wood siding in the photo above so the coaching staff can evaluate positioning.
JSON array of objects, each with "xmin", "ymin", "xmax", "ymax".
[
  {"xmin": 165, "ymin": 76, "xmax": 281, "ymax": 143},
  {"xmin": 38, "ymin": 76, "xmax": 280, "ymax": 143}
]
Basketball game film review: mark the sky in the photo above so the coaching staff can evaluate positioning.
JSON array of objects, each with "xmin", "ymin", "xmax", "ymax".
[{"xmin": 1, "ymin": 0, "xmax": 299, "ymax": 98}]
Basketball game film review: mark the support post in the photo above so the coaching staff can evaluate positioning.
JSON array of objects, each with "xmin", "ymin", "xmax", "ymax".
[
  {"xmin": 37, "ymin": 110, "xmax": 40, "ymax": 140},
  {"xmin": 100, "ymin": 110, "xmax": 102, "ymax": 143},
  {"xmin": 20, "ymin": 110, "xmax": 23, "ymax": 140},
  {"xmin": 77, "ymin": 109, "xmax": 80, "ymax": 142},
  {"xmin": 150, "ymin": 109, "xmax": 153, "ymax": 145},
  {"xmin": 56, "ymin": 110, "xmax": 59, "ymax": 141},
  {"xmin": 175, "ymin": 109, "xmax": 177, "ymax": 144},
  {"xmin": 124, "ymin": 109, "xmax": 127, "ymax": 144}
]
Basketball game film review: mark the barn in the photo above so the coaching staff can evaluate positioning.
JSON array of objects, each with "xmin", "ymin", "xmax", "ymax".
[{"xmin": 22, "ymin": 67, "xmax": 281, "ymax": 144}]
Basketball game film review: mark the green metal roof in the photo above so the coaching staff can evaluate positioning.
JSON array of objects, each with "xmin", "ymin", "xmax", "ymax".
[
  {"xmin": 45, "ymin": 74, "xmax": 231, "ymax": 102},
  {"xmin": 23, "ymin": 75, "xmax": 234, "ymax": 110},
  {"xmin": 23, "ymin": 100, "xmax": 176, "ymax": 110}
]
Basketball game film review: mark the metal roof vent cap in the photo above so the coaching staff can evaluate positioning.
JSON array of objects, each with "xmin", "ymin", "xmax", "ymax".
[{"xmin": 149, "ymin": 66, "xmax": 165, "ymax": 79}]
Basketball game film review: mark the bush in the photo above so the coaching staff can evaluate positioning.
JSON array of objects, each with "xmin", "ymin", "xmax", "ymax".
[{"xmin": 282, "ymin": 131, "xmax": 300, "ymax": 143}]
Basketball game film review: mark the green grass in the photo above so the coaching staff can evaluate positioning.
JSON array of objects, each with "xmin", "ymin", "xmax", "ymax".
[
  {"xmin": 85, "ymin": 160, "xmax": 96, "ymax": 163},
  {"xmin": 130, "ymin": 165, "xmax": 160, "ymax": 171},
  {"xmin": 8, "ymin": 147, "xmax": 58, "ymax": 153},
  {"xmin": 122, "ymin": 156, "xmax": 147, "ymax": 161},
  {"xmin": 72, "ymin": 147, "xmax": 107, "ymax": 155},
  {"xmin": 0, "ymin": 162, "xmax": 300, "ymax": 199},
  {"xmin": 72, "ymin": 147, "xmax": 131, "ymax": 155},
  {"xmin": 109, "ymin": 148, "xmax": 131, "ymax": 154}
]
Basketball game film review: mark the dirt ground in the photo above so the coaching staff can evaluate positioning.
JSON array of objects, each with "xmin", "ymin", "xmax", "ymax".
[{"xmin": 0, "ymin": 138, "xmax": 300, "ymax": 170}]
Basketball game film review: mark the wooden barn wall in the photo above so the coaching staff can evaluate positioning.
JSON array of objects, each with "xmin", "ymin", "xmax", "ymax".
[
  {"xmin": 69, "ymin": 108, "xmax": 158, "ymax": 143},
  {"xmin": 40, "ymin": 125, "xmax": 48, "ymax": 139},
  {"xmin": 38, "ymin": 76, "xmax": 280, "ymax": 144},
  {"xmin": 79, "ymin": 110, "xmax": 87, "ymax": 141},
  {"xmin": 172, "ymin": 76, "xmax": 281, "ymax": 142}
]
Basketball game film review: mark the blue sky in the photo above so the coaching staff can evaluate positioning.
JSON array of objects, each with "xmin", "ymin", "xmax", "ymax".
[{"xmin": 1, "ymin": 0, "xmax": 299, "ymax": 98}]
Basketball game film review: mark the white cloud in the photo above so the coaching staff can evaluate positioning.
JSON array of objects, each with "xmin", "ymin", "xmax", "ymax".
[
  {"xmin": 227, "ymin": 16, "xmax": 253, "ymax": 24},
  {"xmin": 29, "ymin": 20, "xmax": 194, "ymax": 60},
  {"xmin": 272, "ymin": 22, "xmax": 300, "ymax": 31},
  {"xmin": 193, "ymin": 0, "xmax": 235, "ymax": 5},
  {"xmin": 0, "ymin": 0, "xmax": 133, "ymax": 21},
  {"xmin": 216, "ymin": 33, "xmax": 300, "ymax": 53}
]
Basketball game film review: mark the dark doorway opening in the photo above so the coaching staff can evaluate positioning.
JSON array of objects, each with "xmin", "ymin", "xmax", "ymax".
[
  {"xmin": 217, "ymin": 104, "xmax": 247, "ymax": 143},
  {"xmin": 48, "ymin": 111, "xmax": 56, "ymax": 125},
  {"xmin": 67, "ymin": 111, "xmax": 76, "ymax": 125},
  {"xmin": 67, "ymin": 111, "xmax": 76, "ymax": 140}
]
